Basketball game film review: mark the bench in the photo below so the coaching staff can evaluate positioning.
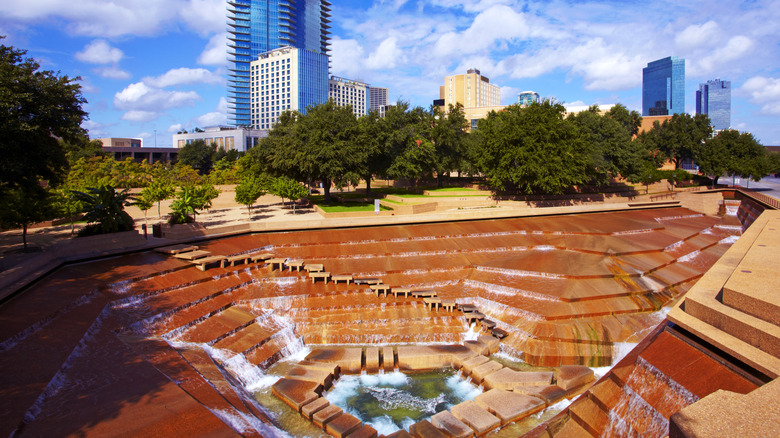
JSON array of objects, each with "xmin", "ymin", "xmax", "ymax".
[
  {"xmin": 441, "ymin": 299, "xmax": 457, "ymax": 312},
  {"xmin": 423, "ymin": 297, "xmax": 442, "ymax": 311},
  {"xmin": 305, "ymin": 264, "xmax": 324, "ymax": 273},
  {"xmin": 463, "ymin": 311, "xmax": 485, "ymax": 324},
  {"xmin": 353, "ymin": 278, "xmax": 381, "ymax": 285},
  {"xmin": 458, "ymin": 303, "xmax": 477, "ymax": 312},
  {"xmin": 310, "ymin": 272, "xmax": 331, "ymax": 284},
  {"xmin": 192, "ymin": 255, "xmax": 227, "ymax": 271},
  {"xmin": 412, "ymin": 290, "xmax": 437, "ymax": 299},
  {"xmin": 286, "ymin": 260, "xmax": 305, "ymax": 271},
  {"xmin": 156, "ymin": 244, "xmax": 198, "ymax": 255},
  {"xmin": 267, "ymin": 258, "xmax": 287, "ymax": 271},
  {"xmin": 481, "ymin": 319, "xmax": 497, "ymax": 331},
  {"xmin": 174, "ymin": 250, "xmax": 211, "ymax": 260},
  {"xmin": 223, "ymin": 254, "xmax": 251, "ymax": 267},
  {"xmin": 491, "ymin": 328, "xmax": 508, "ymax": 339},
  {"xmin": 250, "ymin": 252, "xmax": 275, "ymax": 262},
  {"xmin": 370, "ymin": 284, "xmax": 391, "ymax": 297},
  {"xmin": 391, "ymin": 287, "xmax": 411, "ymax": 298},
  {"xmin": 332, "ymin": 275, "xmax": 353, "ymax": 285}
]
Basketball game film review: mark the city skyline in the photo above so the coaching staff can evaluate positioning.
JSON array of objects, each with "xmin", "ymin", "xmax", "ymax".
[{"xmin": 1, "ymin": 0, "xmax": 779, "ymax": 145}]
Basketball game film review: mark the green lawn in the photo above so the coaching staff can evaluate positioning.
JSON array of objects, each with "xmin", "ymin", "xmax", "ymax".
[
  {"xmin": 424, "ymin": 187, "xmax": 479, "ymax": 192},
  {"xmin": 316, "ymin": 202, "xmax": 393, "ymax": 213}
]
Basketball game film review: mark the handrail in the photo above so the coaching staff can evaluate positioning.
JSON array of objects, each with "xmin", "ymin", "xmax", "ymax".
[{"xmin": 733, "ymin": 188, "xmax": 780, "ymax": 210}]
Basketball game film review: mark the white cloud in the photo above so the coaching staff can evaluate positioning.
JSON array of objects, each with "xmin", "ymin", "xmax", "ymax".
[
  {"xmin": 75, "ymin": 39, "xmax": 123, "ymax": 64},
  {"xmin": 114, "ymin": 82, "xmax": 200, "ymax": 112},
  {"xmin": 121, "ymin": 110, "xmax": 159, "ymax": 122},
  {"xmin": 499, "ymin": 85, "xmax": 519, "ymax": 105},
  {"xmin": 367, "ymin": 37, "xmax": 404, "ymax": 69},
  {"xmin": 741, "ymin": 76, "xmax": 780, "ymax": 115},
  {"xmin": 168, "ymin": 123, "xmax": 183, "ymax": 133},
  {"xmin": 143, "ymin": 67, "xmax": 222, "ymax": 88},
  {"xmin": 675, "ymin": 21, "xmax": 720, "ymax": 52},
  {"xmin": 195, "ymin": 97, "xmax": 228, "ymax": 126},
  {"xmin": 198, "ymin": 32, "xmax": 227, "ymax": 65},
  {"xmin": 179, "ymin": 0, "xmax": 225, "ymax": 36},
  {"xmin": 430, "ymin": 0, "xmax": 513, "ymax": 13},
  {"xmin": 331, "ymin": 38, "xmax": 366, "ymax": 79},
  {"xmin": 693, "ymin": 35, "xmax": 754, "ymax": 75},
  {"xmin": 94, "ymin": 66, "xmax": 130, "ymax": 80},
  {"xmin": 432, "ymin": 5, "xmax": 537, "ymax": 58}
]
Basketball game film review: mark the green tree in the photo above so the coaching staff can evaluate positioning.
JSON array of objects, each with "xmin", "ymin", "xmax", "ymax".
[
  {"xmin": 272, "ymin": 176, "xmax": 310, "ymax": 214},
  {"xmin": 605, "ymin": 104, "xmax": 643, "ymax": 137},
  {"xmin": 0, "ymin": 38, "xmax": 88, "ymax": 197},
  {"xmin": 382, "ymin": 103, "xmax": 434, "ymax": 186},
  {"xmin": 131, "ymin": 191, "xmax": 154, "ymax": 226},
  {"xmin": 235, "ymin": 174, "xmax": 268, "ymax": 216},
  {"xmin": 142, "ymin": 178, "xmax": 175, "ymax": 217},
  {"xmin": 0, "ymin": 186, "xmax": 58, "ymax": 250},
  {"xmin": 72, "ymin": 185, "xmax": 135, "ymax": 236},
  {"xmin": 263, "ymin": 101, "xmax": 361, "ymax": 202},
  {"xmin": 178, "ymin": 139, "xmax": 217, "ymax": 175},
  {"xmin": 169, "ymin": 185, "xmax": 201, "ymax": 224},
  {"xmin": 194, "ymin": 182, "xmax": 220, "ymax": 212},
  {"xmin": 638, "ymin": 113, "xmax": 713, "ymax": 169},
  {"xmin": 721, "ymin": 130, "xmax": 770, "ymax": 187},
  {"xmin": 474, "ymin": 100, "xmax": 592, "ymax": 194},
  {"xmin": 355, "ymin": 111, "xmax": 386, "ymax": 193},
  {"xmin": 695, "ymin": 135, "xmax": 732, "ymax": 188},
  {"xmin": 430, "ymin": 104, "xmax": 469, "ymax": 187}
]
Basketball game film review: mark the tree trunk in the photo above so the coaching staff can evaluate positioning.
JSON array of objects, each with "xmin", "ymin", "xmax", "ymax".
[
  {"xmin": 157, "ymin": 201, "xmax": 161, "ymax": 217},
  {"xmin": 322, "ymin": 179, "xmax": 332, "ymax": 203},
  {"xmin": 437, "ymin": 173, "xmax": 444, "ymax": 188},
  {"xmin": 247, "ymin": 205, "xmax": 252, "ymax": 216},
  {"xmin": 365, "ymin": 176, "xmax": 371, "ymax": 194}
]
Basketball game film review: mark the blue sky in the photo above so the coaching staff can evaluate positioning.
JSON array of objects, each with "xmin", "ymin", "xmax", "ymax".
[{"xmin": 1, "ymin": 0, "xmax": 779, "ymax": 146}]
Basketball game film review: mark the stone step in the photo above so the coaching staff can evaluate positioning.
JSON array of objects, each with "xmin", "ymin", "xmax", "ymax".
[
  {"xmin": 568, "ymin": 397, "xmax": 610, "ymax": 437},
  {"xmin": 210, "ymin": 317, "xmax": 286, "ymax": 354},
  {"xmin": 175, "ymin": 307, "xmax": 258, "ymax": 345}
]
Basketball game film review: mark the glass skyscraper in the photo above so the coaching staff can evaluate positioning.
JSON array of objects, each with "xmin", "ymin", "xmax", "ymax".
[
  {"xmin": 642, "ymin": 56, "xmax": 685, "ymax": 116},
  {"xmin": 227, "ymin": 0, "xmax": 332, "ymax": 127},
  {"xmin": 696, "ymin": 79, "xmax": 731, "ymax": 131}
]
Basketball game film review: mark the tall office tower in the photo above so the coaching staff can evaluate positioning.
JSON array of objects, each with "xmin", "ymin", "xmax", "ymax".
[
  {"xmin": 642, "ymin": 56, "xmax": 685, "ymax": 116},
  {"xmin": 227, "ymin": 0, "xmax": 332, "ymax": 127},
  {"xmin": 518, "ymin": 91, "xmax": 540, "ymax": 106},
  {"xmin": 249, "ymin": 47, "xmax": 328, "ymax": 129},
  {"xmin": 696, "ymin": 79, "xmax": 731, "ymax": 131},
  {"xmin": 440, "ymin": 69, "xmax": 501, "ymax": 109},
  {"xmin": 329, "ymin": 76, "xmax": 369, "ymax": 117},
  {"xmin": 369, "ymin": 87, "xmax": 389, "ymax": 112}
]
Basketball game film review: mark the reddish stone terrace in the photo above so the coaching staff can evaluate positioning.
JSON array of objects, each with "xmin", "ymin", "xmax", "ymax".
[{"xmin": 0, "ymin": 206, "xmax": 768, "ymax": 437}]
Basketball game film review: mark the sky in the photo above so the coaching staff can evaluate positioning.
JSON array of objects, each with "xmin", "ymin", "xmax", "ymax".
[{"xmin": 1, "ymin": 0, "xmax": 779, "ymax": 146}]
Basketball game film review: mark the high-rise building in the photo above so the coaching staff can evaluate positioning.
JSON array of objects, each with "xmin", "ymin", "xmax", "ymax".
[
  {"xmin": 227, "ymin": 0, "xmax": 332, "ymax": 127},
  {"xmin": 369, "ymin": 87, "xmax": 389, "ymax": 112},
  {"xmin": 249, "ymin": 46, "xmax": 329, "ymax": 130},
  {"xmin": 518, "ymin": 91, "xmax": 540, "ymax": 106},
  {"xmin": 642, "ymin": 56, "xmax": 685, "ymax": 116},
  {"xmin": 329, "ymin": 76, "xmax": 369, "ymax": 117},
  {"xmin": 439, "ymin": 69, "xmax": 501, "ymax": 109},
  {"xmin": 696, "ymin": 79, "xmax": 731, "ymax": 131}
]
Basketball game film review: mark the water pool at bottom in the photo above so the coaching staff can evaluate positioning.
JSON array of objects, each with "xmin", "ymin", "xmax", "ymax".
[{"xmin": 323, "ymin": 370, "xmax": 482, "ymax": 435}]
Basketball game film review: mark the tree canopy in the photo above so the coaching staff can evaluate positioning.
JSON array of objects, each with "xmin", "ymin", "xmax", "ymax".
[{"xmin": 0, "ymin": 38, "xmax": 88, "ymax": 196}]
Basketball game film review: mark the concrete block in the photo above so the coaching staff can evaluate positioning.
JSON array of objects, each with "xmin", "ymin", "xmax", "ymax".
[
  {"xmin": 409, "ymin": 420, "xmax": 448, "ymax": 438},
  {"xmin": 474, "ymin": 389, "xmax": 545, "ymax": 424},
  {"xmin": 366, "ymin": 347, "xmax": 380, "ymax": 373},
  {"xmin": 451, "ymin": 400, "xmax": 501, "ymax": 436},
  {"xmin": 383, "ymin": 346, "xmax": 396, "ymax": 372},
  {"xmin": 430, "ymin": 410, "xmax": 474, "ymax": 438},
  {"xmin": 460, "ymin": 355, "xmax": 490, "ymax": 375},
  {"xmin": 326, "ymin": 412, "xmax": 362, "ymax": 438},
  {"xmin": 477, "ymin": 335, "xmax": 500, "ymax": 354},
  {"xmin": 556, "ymin": 365, "xmax": 595, "ymax": 391},
  {"xmin": 306, "ymin": 347, "xmax": 363, "ymax": 374},
  {"xmin": 301, "ymin": 397, "xmax": 329, "ymax": 419},
  {"xmin": 312, "ymin": 404, "xmax": 343, "ymax": 429},
  {"xmin": 271, "ymin": 378, "xmax": 321, "ymax": 412},
  {"xmin": 470, "ymin": 361, "xmax": 503, "ymax": 384}
]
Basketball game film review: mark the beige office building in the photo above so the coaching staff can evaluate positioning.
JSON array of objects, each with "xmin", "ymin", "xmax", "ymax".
[
  {"xmin": 329, "ymin": 76, "xmax": 369, "ymax": 117},
  {"xmin": 440, "ymin": 68, "xmax": 501, "ymax": 109}
]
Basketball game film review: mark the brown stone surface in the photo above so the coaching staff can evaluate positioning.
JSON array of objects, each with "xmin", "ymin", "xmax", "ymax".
[
  {"xmin": 307, "ymin": 347, "xmax": 364, "ymax": 374},
  {"xmin": 477, "ymin": 335, "xmax": 500, "ymax": 354},
  {"xmin": 460, "ymin": 355, "xmax": 490, "ymax": 374},
  {"xmin": 470, "ymin": 361, "xmax": 503, "ymax": 384},
  {"xmin": 285, "ymin": 366, "xmax": 334, "ymax": 389},
  {"xmin": 409, "ymin": 419, "xmax": 448, "ymax": 438},
  {"xmin": 451, "ymin": 400, "xmax": 501, "ymax": 436},
  {"xmin": 383, "ymin": 347, "xmax": 396, "ymax": 372},
  {"xmin": 464, "ymin": 340, "xmax": 489, "ymax": 356},
  {"xmin": 382, "ymin": 430, "xmax": 414, "ymax": 438},
  {"xmin": 556, "ymin": 365, "xmax": 595, "ymax": 391},
  {"xmin": 669, "ymin": 379, "xmax": 780, "ymax": 438},
  {"xmin": 312, "ymin": 404, "xmax": 343, "ymax": 429},
  {"xmin": 349, "ymin": 424, "xmax": 379, "ymax": 438},
  {"xmin": 513, "ymin": 385, "xmax": 567, "ymax": 406},
  {"xmin": 366, "ymin": 347, "xmax": 380, "ymax": 373},
  {"xmin": 475, "ymin": 388, "xmax": 545, "ymax": 424},
  {"xmin": 553, "ymin": 418, "xmax": 594, "ymax": 438},
  {"xmin": 271, "ymin": 378, "xmax": 321, "ymax": 412},
  {"xmin": 301, "ymin": 397, "xmax": 330, "ymax": 419},
  {"xmin": 430, "ymin": 410, "xmax": 474, "ymax": 438},
  {"xmin": 298, "ymin": 360, "xmax": 342, "ymax": 379},
  {"xmin": 568, "ymin": 398, "xmax": 609, "ymax": 437},
  {"xmin": 482, "ymin": 367, "xmax": 553, "ymax": 390},
  {"xmin": 326, "ymin": 412, "xmax": 363, "ymax": 438},
  {"xmin": 397, "ymin": 345, "xmax": 451, "ymax": 370}
]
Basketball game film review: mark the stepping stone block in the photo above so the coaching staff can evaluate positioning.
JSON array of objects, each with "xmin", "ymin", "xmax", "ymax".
[
  {"xmin": 475, "ymin": 388, "xmax": 545, "ymax": 424},
  {"xmin": 477, "ymin": 335, "xmax": 500, "ymax": 355},
  {"xmin": 297, "ymin": 360, "xmax": 341, "ymax": 379},
  {"xmin": 285, "ymin": 366, "xmax": 334, "ymax": 389},
  {"xmin": 464, "ymin": 340, "xmax": 489, "ymax": 356},
  {"xmin": 349, "ymin": 424, "xmax": 378, "ymax": 438},
  {"xmin": 451, "ymin": 400, "xmax": 501, "ymax": 436},
  {"xmin": 409, "ymin": 419, "xmax": 448, "ymax": 438},
  {"xmin": 430, "ymin": 410, "xmax": 474, "ymax": 438},
  {"xmin": 556, "ymin": 365, "xmax": 595, "ymax": 391},
  {"xmin": 383, "ymin": 430, "xmax": 414, "ymax": 438},
  {"xmin": 366, "ymin": 347, "xmax": 380, "ymax": 373},
  {"xmin": 434, "ymin": 344, "xmax": 478, "ymax": 368},
  {"xmin": 383, "ymin": 346, "xmax": 395, "ymax": 372},
  {"xmin": 306, "ymin": 347, "xmax": 363, "ymax": 374},
  {"xmin": 397, "ymin": 346, "xmax": 450, "ymax": 370},
  {"xmin": 470, "ymin": 361, "xmax": 503, "ymax": 384},
  {"xmin": 301, "ymin": 397, "xmax": 329, "ymax": 419},
  {"xmin": 460, "ymin": 355, "xmax": 490, "ymax": 374},
  {"xmin": 513, "ymin": 385, "xmax": 567, "ymax": 407},
  {"xmin": 482, "ymin": 368, "xmax": 553, "ymax": 391},
  {"xmin": 326, "ymin": 412, "xmax": 362, "ymax": 438},
  {"xmin": 312, "ymin": 404, "xmax": 343, "ymax": 429},
  {"xmin": 553, "ymin": 419, "xmax": 593, "ymax": 438},
  {"xmin": 272, "ymin": 378, "xmax": 321, "ymax": 412}
]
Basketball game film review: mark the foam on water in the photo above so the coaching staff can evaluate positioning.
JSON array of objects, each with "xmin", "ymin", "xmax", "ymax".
[
  {"xmin": 445, "ymin": 373, "xmax": 482, "ymax": 401},
  {"xmin": 677, "ymin": 250, "xmax": 701, "ymax": 263},
  {"xmin": 719, "ymin": 235, "xmax": 740, "ymax": 244}
]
